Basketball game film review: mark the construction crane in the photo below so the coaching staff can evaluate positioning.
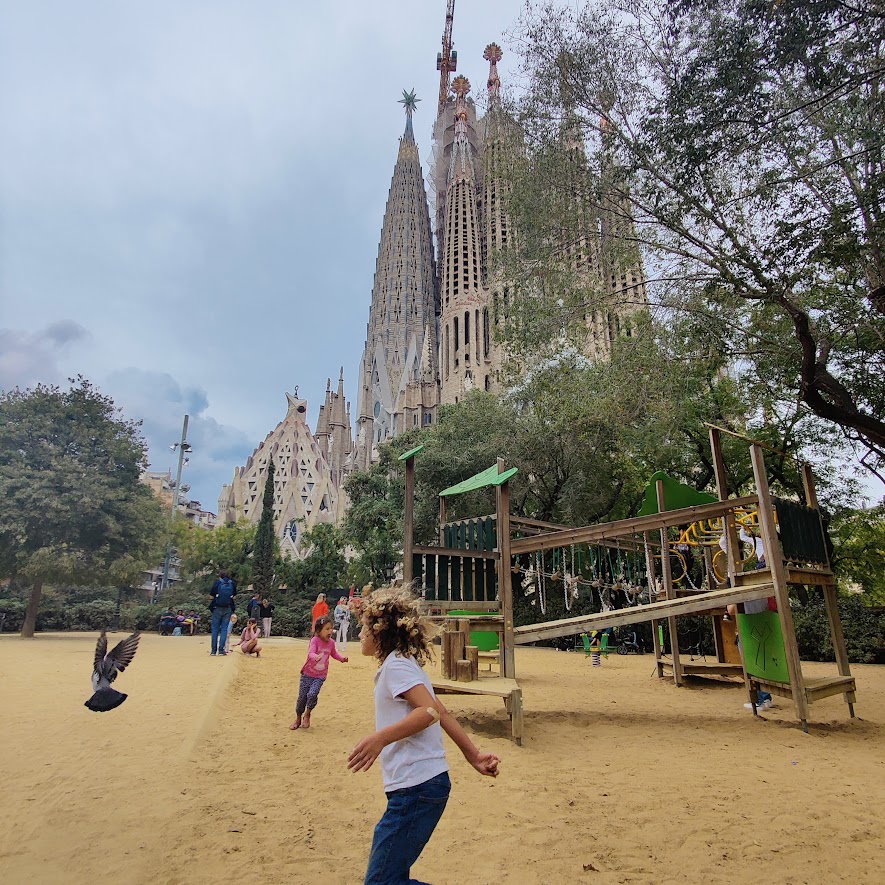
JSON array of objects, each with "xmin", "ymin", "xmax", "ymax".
[{"xmin": 436, "ymin": 0, "xmax": 457, "ymax": 118}]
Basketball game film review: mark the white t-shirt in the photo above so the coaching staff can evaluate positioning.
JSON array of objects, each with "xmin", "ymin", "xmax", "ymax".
[{"xmin": 373, "ymin": 653, "xmax": 448, "ymax": 792}]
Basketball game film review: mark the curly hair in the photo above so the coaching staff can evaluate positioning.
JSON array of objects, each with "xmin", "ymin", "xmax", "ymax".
[{"xmin": 360, "ymin": 586, "xmax": 436, "ymax": 666}]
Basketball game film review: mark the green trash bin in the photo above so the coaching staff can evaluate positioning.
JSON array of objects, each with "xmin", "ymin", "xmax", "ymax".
[{"xmin": 447, "ymin": 610, "xmax": 499, "ymax": 652}]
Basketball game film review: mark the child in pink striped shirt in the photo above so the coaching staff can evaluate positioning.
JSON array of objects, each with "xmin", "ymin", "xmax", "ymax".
[{"xmin": 290, "ymin": 616, "xmax": 348, "ymax": 730}]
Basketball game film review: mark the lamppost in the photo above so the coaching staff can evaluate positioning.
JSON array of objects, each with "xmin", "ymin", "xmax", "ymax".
[{"xmin": 160, "ymin": 415, "xmax": 192, "ymax": 592}]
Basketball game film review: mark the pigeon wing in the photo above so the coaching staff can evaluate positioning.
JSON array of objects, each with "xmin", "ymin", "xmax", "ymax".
[
  {"xmin": 107, "ymin": 631, "xmax": 141, "ymax": 673},
  {"xmin": 93, "ymin": 632, "xmax": 108, "ymax": 673}
]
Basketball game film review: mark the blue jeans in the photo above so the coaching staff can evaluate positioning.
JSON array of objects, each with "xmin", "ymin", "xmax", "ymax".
[
  {"xmin": 210, "ymin": 608, "xmax": 231, "ymax": 654},
  {"xmin": 364, "ymin": 771, "xmax": 451, "ymax": 885}
]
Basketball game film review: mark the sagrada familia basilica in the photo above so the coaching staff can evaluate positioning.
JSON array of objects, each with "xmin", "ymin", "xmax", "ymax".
[{"xmin": 217, "ymin": 5, "xmax": 646, "ymax": 557}]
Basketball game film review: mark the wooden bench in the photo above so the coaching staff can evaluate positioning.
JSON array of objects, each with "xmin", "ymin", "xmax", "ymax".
[{"xmin": 431, "ymin": 674, "xmax": 523, "ymax": 745}]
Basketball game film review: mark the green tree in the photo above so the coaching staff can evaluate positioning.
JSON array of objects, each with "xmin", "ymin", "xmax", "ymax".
[
  {"xmin": 252, "ymin": 457, "xmax": 277, "ymax": 597},
  {"xmin": 170, "ymin": 518, "xmax": 256, "ymax": 589},
  {"xmin": 343, "ymin": 445, "xmax": 407, "ymax": 585},
  {"xmin": 830, "ymin": 504, "xmax": 885, "ymax": 604},
  {"xmin": 277, "ymin": 522, "xmax": 348, "ymax": 593},
  {"xmin": 0, "ymin": 378, "xmax": 166, "ymax": 636},
  {"xmin": 509, "ymin": 0, "xmax": 885, "ymax": 475}
]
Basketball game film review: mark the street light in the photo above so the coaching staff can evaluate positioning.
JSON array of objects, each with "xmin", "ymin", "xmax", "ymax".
[{"xmin": 159, "ymin": 415, "xmax": 191, "ymax": 595}]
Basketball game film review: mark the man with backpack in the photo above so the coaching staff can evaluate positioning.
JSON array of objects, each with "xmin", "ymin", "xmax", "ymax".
[{"xmin": 209, "ymin": 570, "xmax": 237, "ymax": 656}]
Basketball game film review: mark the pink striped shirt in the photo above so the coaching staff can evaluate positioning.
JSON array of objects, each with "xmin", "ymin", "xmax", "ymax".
[{"xmin": 301, "ymin": 635, "xmax": 346, "ymax": 678}]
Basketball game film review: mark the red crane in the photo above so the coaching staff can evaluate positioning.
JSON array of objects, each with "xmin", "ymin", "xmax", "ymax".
[{"xmin": 436, "ymin": 0, "xmax": 457, "ymax": 118}]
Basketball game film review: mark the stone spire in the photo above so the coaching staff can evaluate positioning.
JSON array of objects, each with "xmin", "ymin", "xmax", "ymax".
[
  {"xmin": 354, "ymin": 92, "xmax": 439, "ymax": 471},
  {"xmin": 439, "ymin": 75, "xmax": 484, "ymax": 403}
]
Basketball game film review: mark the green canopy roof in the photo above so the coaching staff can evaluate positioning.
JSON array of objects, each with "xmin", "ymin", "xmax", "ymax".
[
  {"xmin": 439, "ymin": 464, "xmax": 519, "ymax": 498},
  {"xmin": 398, "ymin": 444, "xmax": 425, "ymax": 462},
  {"xmin": 637, "ymin": 471, "xmax": 717, "ymax": 515}
]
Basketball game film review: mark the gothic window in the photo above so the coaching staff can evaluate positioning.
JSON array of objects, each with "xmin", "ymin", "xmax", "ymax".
[
  {"xmin": 464, "ymin": 311, "xmax": 470, "ymax": 345},
  {"xmin": 454, "ymin": 316, "xmax": 459, "ymax": 351},
  {"xmin": 483, "ymin": 307, "xmax": 490, "ymax": 359},
  {"xmin": 475, "ymin": 309, "xmax": 480, "ymax": 361}
]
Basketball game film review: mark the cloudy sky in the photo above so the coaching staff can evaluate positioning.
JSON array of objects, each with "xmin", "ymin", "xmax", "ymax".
[{"xmin": 0, "ymin": 0, "xmax": 527, "ymax": 510}]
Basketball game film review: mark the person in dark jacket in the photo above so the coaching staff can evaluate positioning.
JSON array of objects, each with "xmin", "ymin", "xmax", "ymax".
[{"xmin": 208, "ymin": 571, "xmax": 237, "ymax": 656}]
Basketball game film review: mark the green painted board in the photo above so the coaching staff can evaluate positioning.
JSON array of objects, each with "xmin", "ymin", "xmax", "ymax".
[
  {"xmin": 737, "ymin": 610, "xmax": 790, "ymax": 684},
  {"xmin": 439, "ymin": 464, "xmax": 519, "ymax": 497},
  {"xmin": 637, "ymin": 471, "xmax": 717, "ymax": 516},
  {"xmin": 398, "ymin": 444, "xmax": 425, "ymax": 461}
]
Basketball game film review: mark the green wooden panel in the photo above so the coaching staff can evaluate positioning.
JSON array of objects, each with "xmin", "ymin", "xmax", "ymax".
[
  {"xmin": 412, "ymin": 554, "xmax": 424, "ymax": 591},
  {"xmin": 425, "ymin": 555, "xmax": 437, "ymax": 600},
  {"xmin": 462, "ymin": 557, "xmax": 474, "ymax": 601},
  {"xmin": 474, "ymin": 559, "xmax": 486, "ymax": 601},
  {"xmin": 439, "ymin": 556, "xmax": 451, "ymax": 601},
  {"xmin": 467, "ymin": 520, "xmax": 477, "ymax": 551},
  {"xmin": 486, "ymin": 558, "xmax": 498, "ymax": 599},
  {"xmin": 737, "ymin": 610, "xmax": 790, "ymax": 684},
  {"xmin": 450, "ymin": 555, "xmax": 461, "ymax": 600}
]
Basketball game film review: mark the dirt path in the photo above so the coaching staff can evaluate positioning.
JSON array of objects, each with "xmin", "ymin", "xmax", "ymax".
[{"xmin": 1, "ymin": 633, "xmax": 883, "ymax": 884}]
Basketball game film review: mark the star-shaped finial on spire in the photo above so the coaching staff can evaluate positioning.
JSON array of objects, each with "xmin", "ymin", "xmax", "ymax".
[{"xmin": 399, "ymin": 89, "xmax": 420, "ymax": 117}]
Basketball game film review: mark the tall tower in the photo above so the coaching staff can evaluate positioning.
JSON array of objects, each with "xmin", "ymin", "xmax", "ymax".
[
  {"xmin": 354, "ymin": 91, "xmax": 439, "ymax": 471},
  {"xmin": 438, "ymin": 75, "xmax": 486, "ymax": 402},
  {"xmin": 478, "ymin": 43, "xmax": 514, "ymax": 389}
]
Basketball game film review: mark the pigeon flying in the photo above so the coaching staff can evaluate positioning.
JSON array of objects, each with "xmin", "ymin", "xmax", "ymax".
[{"xmin": 84, "ymin": 630, "xmax": 141, "ymax": 712}]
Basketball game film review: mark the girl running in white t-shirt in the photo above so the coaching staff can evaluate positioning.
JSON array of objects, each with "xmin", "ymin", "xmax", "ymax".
[{"xmin": 348, "ymin": 587, "xmax": 500, "ymax": 885}]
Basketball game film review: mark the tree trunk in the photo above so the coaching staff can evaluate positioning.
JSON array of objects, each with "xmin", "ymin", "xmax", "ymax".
[{"xmin": 21, "ymin": 579, "xmax": 43, "ymax": 637}]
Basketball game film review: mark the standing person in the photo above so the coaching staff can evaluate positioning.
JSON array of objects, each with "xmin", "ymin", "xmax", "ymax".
[
  {"xmin": 333, "ymin": 597, "xmax": 351, "ymax": 650},
  {"xmin": 208, "ymin": 570, "xmax": 237, "ymax": 656},
  {"xmin": 290, "ymin": 616, "xmax": 348, "ymax": 730},
  {"xmin": 348, "ymin": 587, "xmax": 500, "ymax": 885},
  {"xmin": 311, "ymin": 593, "xmax": 329, "ymax": 626},
  {"xmin": 259, "ymin": 597, "xmax": 275, "ymax": 638},
  {"xmin": 232, "ymin": 617, "xmax": 262, "ymax": 657},
  {"xmin": 247, "ymin": 591, "xmax": 261, "ymax": 619}
]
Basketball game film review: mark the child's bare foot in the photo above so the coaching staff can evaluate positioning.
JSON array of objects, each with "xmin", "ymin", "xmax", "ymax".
[
  {"xmin": 302, "ymin": 712, "xmax": 312, "ymax": 729},
  {"xmin": 290, "ymin": 716, "xmax": 302, "ymax": 730}
]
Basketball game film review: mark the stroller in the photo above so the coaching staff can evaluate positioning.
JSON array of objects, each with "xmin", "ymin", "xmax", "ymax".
[{"xmin": 615, "ymin": 629, "xmax": 644, "ymax": 655}]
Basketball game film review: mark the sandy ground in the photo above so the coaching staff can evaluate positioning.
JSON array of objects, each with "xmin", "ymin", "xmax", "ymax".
[{"xmin": 0, "ymin": 632, "xmax": 883, "ymax": 885}]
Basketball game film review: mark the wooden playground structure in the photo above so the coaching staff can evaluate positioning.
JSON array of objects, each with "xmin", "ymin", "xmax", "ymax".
[{"xmin": 400, "ymin": 426, "xmax": 858, "ymax": 741}]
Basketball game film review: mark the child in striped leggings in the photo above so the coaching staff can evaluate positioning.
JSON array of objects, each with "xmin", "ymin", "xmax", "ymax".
[{"xmin": 291, "ymin": 616, "xmax": 348, "ymax": 729}]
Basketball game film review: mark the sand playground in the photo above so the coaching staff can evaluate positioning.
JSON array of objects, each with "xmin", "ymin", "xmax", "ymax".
[{"xmin": 0, "ymin": 632, "xmax": 883, "ymax": 885}]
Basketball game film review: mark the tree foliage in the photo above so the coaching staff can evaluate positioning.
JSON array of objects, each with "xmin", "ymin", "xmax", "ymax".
[
  {"xmin": 508, "ymin": 0, "xmax": 885, "ymax": 476},
  {"xmin": 171, "ymin": 518, "xmax": 256, "ymax": 590},
  {"xmin": 0, "ymin": 378, "xmax": 166, "ymax": 635},
  {"xmin": 277, "ymin": 522, "xmax": 348, "ymax": 594}
]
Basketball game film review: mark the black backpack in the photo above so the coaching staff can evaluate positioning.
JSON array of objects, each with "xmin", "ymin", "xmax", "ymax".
[{"xmin": 215, "ymin": 578, "xmax": 235, "ymax": 608}]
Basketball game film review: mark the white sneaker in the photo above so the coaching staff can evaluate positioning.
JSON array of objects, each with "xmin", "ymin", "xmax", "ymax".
[{"xmin": 744, "ymin": 700, "xmax": 774, "ymax": 711}]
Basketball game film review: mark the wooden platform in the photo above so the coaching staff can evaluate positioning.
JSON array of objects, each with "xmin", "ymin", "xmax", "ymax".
[
  {"xmin": 659, "ymin": 657, "xmax": 744, "ymax": 678},
  {"xmin": 431, "ymin": 674, "xmax": 523, "ymax": 745},
  {"xmin": 753, "ymin": 674, "xmax": 857, "ymax": 704}
]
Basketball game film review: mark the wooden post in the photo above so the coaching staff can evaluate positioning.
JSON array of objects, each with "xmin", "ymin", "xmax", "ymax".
[
  {"xmin": 439, "ymin": 496, "xmax": 447, "ymax": 546},
  {"xmin": 455, "ymin": 659, "xmax": 473, "ymax": 682},
  {"xmin": 466, "ymin": 645, "xmax": 479, "ymax": 681},
  {"xmin": 750, "ymin": 444, "xmax": 811, "ymax": 730},
  {"xmin": 508, "ymin": 688, "xmax": 524, "ymax": 745},
  {"xmin": 656, "ymin": 480, "xmax": 683, "ymax": 686},
  {"xmin": 403, "ymin": 456, "xmax": 415, "ymax": 584},
  {"xmin": 496, "ymin": 458, "xmax": 516, "ymax": 680},
  {"xmin": 643, "ymin": 531, "xmax": 663, "ymax": 677},
  {"xmin": 803, "ymin": 463, "xmax": 855, "ymax": 714},
  {"xmin": 710, "ymin": 427, "xmax": 754, "ymax": 700}
]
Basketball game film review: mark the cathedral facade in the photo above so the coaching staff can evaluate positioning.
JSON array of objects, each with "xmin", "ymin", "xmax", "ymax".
[
  {"xmin": 219, "ymin": 14, "xmax": 648, "ymax": 556},
  {"xmin": 216, "ymin": 382, "xmax": 352, "ymax": 558}
]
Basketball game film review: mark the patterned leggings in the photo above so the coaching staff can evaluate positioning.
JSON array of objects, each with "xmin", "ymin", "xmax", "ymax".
[{"xmin": 295, "ymin": 674, "xmax": 326, "ymax": 715}]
